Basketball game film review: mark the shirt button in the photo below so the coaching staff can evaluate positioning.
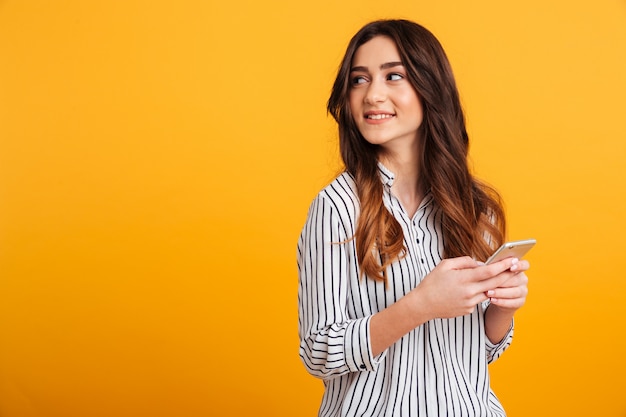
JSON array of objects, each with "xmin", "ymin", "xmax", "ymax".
[
  {"xmin": 359, "ymin": 364, "xmax": 366, "ymax": 369},
  {"xmin": 421, "ymin": 259, "xmax": 425, "ymax": 264},
  {"xmin": 416, "ymin": 239, "xmax": 420, "ymax": 244}
]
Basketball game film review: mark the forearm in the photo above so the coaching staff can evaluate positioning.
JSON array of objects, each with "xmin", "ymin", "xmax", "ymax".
[
  {"xmin": 370, "ymin": 288, "xmax": 431, "ymax": 357},
  {"xmin": 484, "ymin": 303, "xmax": 515, "ymax": 344}
]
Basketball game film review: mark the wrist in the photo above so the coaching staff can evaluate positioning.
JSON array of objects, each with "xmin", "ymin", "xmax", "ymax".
[
  {"xmin": 484, "ymin": 303, "xmax": 515, "ymax": 344},
  {"xmin": 404, "ymin": 286, "xmax": 435, "ymax": 324},
  {"xmin": 487, "ymin": 301, "xmax": 518, "ymax": 318}
]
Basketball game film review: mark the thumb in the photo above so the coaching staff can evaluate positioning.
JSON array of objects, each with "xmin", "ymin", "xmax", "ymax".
[{"xmin": 445, "ymin": 256, "xmax": 480, "ymax": 270}]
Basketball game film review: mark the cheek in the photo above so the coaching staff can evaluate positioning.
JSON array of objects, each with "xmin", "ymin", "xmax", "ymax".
[
  {"xmin": 348, "ymin": 98, "xmax": 365, "ymax": 125},
  {"xmin": 398, "ymin": 90, "xmax": 421, "ymax": 108},
  {"xmin": 402, "ymin": 94, "xmax": 423, "ymax": 120},
  {"xmin": 348, "ymin": 91, "xmax": 360, "ymax": 113}
]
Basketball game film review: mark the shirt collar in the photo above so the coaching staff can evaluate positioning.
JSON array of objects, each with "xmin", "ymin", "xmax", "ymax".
[
  {"xmin": 377, "ymin": 161, "xmax": 434, "ymax": 209},
  {"xmin": 377, "ymin": 161, "xmax": 395, "ymax": 187}
]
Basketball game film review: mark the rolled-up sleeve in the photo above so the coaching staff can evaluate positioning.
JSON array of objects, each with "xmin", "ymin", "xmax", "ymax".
[
  {"xmin": 297, "ymin": 194, "xmax": 379, "ymax": 379},
  {"xmin": 482, "ymin": 301, "xmax": 514, "ymax": 363}
]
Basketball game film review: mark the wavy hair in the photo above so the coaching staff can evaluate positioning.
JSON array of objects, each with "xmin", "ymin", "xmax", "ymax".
[{"xmin": 327, "ymin": 19, "xmax": 506, "ymax": 282}]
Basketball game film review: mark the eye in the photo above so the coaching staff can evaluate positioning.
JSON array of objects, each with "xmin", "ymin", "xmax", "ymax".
[
  {"xmin": 351, "ymin": 75, "xmax": 368, "ymax": 86},
  {"xmin": 388, "ymin": 73, "xmax": 404, "ymax": 81}
]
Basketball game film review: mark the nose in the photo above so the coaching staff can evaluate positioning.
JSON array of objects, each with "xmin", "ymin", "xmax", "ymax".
[{"xmin": 364, "ymin": 78, "xmax": 387, "ymax": 104}]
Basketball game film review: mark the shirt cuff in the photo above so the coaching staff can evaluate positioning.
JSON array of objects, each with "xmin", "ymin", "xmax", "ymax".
[
  {"xmin": 343, "ymin": 316, "xmax": 386, "ymax": 372},
  {"xmin": 485, "ymin": 318, "xmax": 514, "ymax": 363}
]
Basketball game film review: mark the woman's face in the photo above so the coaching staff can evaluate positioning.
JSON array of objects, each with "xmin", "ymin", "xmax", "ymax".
[{"xmin": 348, "ymin": 36, "xmax": 423, "ymax": 153}]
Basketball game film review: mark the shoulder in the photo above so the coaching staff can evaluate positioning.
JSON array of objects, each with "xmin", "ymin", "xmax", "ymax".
[
  {"xmin": 319, "ymin": 172, "xmax": 356, "ymax": 200},
  {"xmin": 303, "ymin": 172, "xmax": 359, "ymax": 233},
  {"xmin": 316, "ymin": 172, "xmax": 359, "ymax": 215}
]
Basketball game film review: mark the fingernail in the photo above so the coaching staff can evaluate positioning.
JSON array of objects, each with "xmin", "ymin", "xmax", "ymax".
[
  {"xmin": 487, "ymin": 290, "xmax": 495, "ymax": 296},
  {"xmin": 510, "ymin": 258, "xmax": 519, "ymax": 271}
]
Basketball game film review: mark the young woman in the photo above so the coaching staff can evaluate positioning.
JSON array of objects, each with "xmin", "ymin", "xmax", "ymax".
[{"xmin": 297, "ymin": 20, "xmax": 530, "ymax": 416}]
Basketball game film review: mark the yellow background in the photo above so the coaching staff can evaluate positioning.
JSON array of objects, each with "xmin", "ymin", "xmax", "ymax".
[{"xmin": 1, "ymin": 1, "xmax": 625, "ymax": 416}]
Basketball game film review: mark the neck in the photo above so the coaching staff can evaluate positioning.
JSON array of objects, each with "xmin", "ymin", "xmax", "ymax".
[{"xmin": 378, "ymin": 150, "xmax": 424, "ymax": 217}]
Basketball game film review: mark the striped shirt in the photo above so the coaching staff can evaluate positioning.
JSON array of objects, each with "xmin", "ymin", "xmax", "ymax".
[{"xmin": 297, "ymin": 164, "xmax": 513, "ymax": 417}]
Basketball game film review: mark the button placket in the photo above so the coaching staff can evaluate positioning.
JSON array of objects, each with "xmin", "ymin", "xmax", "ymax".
[{"xmin": 413, "ymin": 221, "xmax": 428, "ymax": 276}]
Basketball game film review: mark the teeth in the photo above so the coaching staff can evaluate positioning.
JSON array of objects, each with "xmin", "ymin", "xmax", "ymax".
[{"xmin": 367, "ymin": 114, "xmax": 393, "ymax": 120}]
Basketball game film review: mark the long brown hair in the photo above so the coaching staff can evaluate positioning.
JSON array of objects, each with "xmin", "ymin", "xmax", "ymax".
[{"xmin": 327, "ymin": 19, "xmax": 505, "ymax": 282}]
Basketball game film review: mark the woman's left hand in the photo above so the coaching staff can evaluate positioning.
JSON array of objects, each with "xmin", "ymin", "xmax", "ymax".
[{"xmin": 485, "ymin": 259, "xmax": 529, "ymax": 312}]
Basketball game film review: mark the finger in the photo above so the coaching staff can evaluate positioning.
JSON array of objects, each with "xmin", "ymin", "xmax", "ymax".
[
  {"xmin": 489, "ymin": 296, "xmax": 526, "ymax": 310},
  {"xmin": 445, "ymin": 256, "xmax": 480, "ymax": 270},
  {"xmin": 475, "ymin": 272, "xmax": 516, "ymax": 296},
  {"xmin": 474, "ymin": 258, "xmax": 520, "ymax": 282},
  {"xmin": 492, "ymin": 272, "xmax": 528, "ymax": 289},
  {"xmin": 486, "ymin": 285, "xmax": 528, "ymax": 300},
  {"xmin": 510, "ymin": 259, "xmax": 530, "ymax": 272}
]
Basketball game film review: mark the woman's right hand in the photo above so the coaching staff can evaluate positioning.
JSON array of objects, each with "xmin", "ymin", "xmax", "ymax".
[{"xmin": 412, "ymin": 256, "xmax": 520, "ymax": 320}]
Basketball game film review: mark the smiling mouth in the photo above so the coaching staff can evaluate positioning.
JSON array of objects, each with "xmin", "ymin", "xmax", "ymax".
[{"xmin": 365, "ymin": 114, "xmax": 394, "ymax": 120}]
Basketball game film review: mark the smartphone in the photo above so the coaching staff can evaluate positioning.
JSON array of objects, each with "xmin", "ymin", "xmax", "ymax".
[{"xmin": 485, "ymin": 239, "xmax": 536, "ymax": 264}]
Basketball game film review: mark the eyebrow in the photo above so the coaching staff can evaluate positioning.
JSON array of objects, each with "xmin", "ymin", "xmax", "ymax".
[{"xmin": 350, "ymin": 61, "xmax": 404, "ymax": 72}]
